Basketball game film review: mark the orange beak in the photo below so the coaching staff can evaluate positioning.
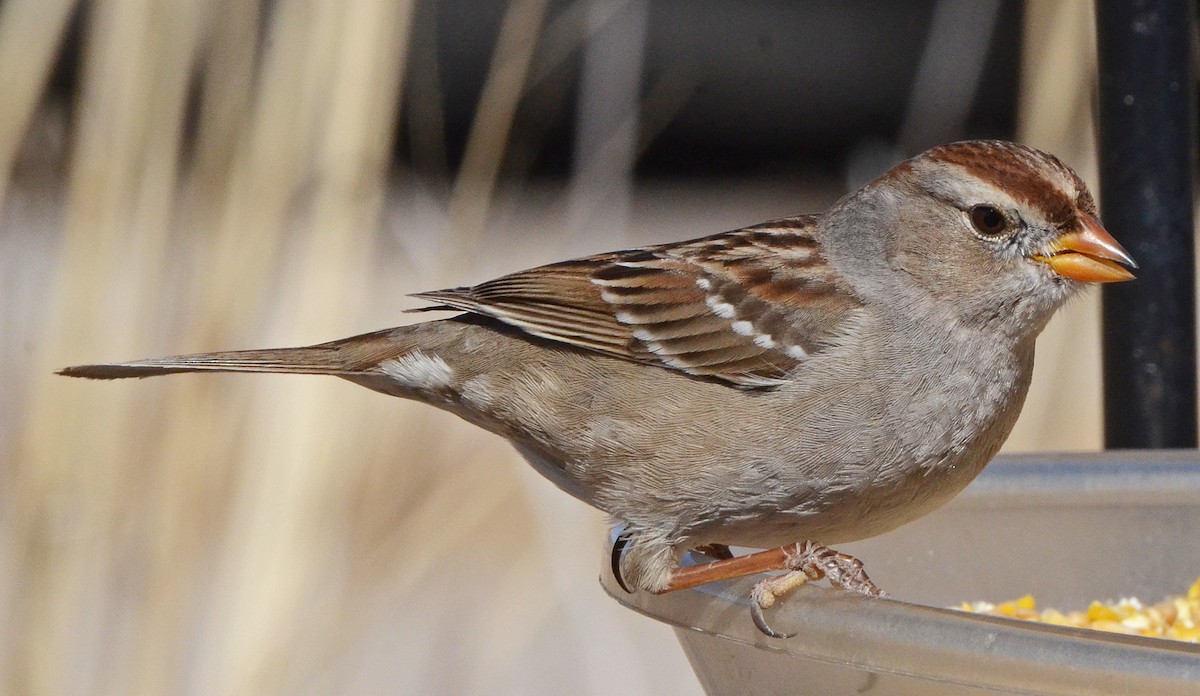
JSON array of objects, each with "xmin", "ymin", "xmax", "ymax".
[{"xmin": 1034, "ymin": 213, "xmax": 1137, "ymax": 283}]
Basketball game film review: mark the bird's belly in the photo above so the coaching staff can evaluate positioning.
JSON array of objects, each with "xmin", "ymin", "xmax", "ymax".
[
  {"xmin": 689, "ymin": 341, "xmax": 1031, "ymax": 550},
  {"xmin": 687, "ymin": 448, "xmax": 995, "ymax": 550}
]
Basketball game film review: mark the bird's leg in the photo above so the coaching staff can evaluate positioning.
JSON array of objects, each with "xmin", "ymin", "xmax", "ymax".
[
  {"xmin": 610, "ymin": 538, "xmax": 885, "ymax": 638},
  {"xmin": 663, "ymin": 540, "xmax": 883, "ymax": 596},
  {"xmin": 609, "ymin": 538, "xmax": 735, "ymax": 594}
]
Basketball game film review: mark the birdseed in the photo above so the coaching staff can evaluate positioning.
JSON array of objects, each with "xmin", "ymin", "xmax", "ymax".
[{"xmin": 959, "ymin": 576, "xmax": 1200, "ymax": 642}]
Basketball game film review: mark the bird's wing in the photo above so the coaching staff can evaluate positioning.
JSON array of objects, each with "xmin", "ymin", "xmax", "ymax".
[{"xmin": 411, "ymin": 216, "xmax": 863, "ymax": 388}]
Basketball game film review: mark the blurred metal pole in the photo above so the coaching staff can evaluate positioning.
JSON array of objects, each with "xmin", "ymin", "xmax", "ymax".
[{"xmin": 1095, "ymin": 0, "xmax": 1198, "ymax": 448}]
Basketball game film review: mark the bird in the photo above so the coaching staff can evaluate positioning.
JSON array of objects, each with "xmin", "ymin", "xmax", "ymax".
[{"xmin": 60, "ymin": 140, "xmax": 1136, "ymax": 637}]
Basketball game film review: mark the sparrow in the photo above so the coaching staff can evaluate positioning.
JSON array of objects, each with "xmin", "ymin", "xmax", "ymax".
[{"xmin": 61, "ymin": 140, "xmax": 1136, "ymax": 637}]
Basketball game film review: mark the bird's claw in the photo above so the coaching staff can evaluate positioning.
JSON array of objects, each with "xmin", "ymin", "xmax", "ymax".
[
  {"xmin": 749, "ymin": 541, "xmax": 885, "ymax": 638},
  {"xmin": 610, "ymin": 531, "xmax": 633, "ymax": 594},
  {"xmin": 750, "ymin": 570, "xmax": 816, "ymax": 638}
]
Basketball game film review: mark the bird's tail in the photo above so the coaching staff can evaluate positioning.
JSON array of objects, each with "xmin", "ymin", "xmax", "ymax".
[{"xmin": 58, "ymin": 329, "xmax": 402, "ymax": 380}]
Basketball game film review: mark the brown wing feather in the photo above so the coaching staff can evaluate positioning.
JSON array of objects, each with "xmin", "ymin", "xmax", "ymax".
[
  {"xmin": 411, "ymin": 216, "xmax": 863, "ymax": 387},
  {"xmin": 411, "ymin": 259, "xmax": 634, "ymax": 355}
]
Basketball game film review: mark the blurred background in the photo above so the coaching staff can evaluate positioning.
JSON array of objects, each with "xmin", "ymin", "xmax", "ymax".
[{"xmin": 0, "ymin": 1, "xmax": 1153, "ymax": 694}]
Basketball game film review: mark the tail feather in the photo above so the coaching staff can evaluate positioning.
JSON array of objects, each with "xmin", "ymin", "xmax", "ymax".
[{"xmin": 59, "ymin": 329, "xmax": 403, "ymax": 380}]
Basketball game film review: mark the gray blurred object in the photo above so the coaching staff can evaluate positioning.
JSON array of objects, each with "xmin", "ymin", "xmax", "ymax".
[
  {"xmin": 567, "ymin": 0, "xmax": 647, "ymax": 240},
  {"xmin": 422, "ymin": 0, "xmax": 1022, "ymax": 177},
  {"xmin": 603, "ymin": 453, "xmax": 1200, "ymax": 695},
  {"xmin": 897, "ymin": 0, "xmax": 1003, "ymax": 154},
  {"xmin": 848, "ymin": 0, "xmax": 1005, "ymax": 189}
]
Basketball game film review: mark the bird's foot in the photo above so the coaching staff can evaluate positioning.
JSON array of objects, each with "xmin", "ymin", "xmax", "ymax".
[
  {"xmin": 750, "ymin": 570, "xmax": 814, "ymax": 638},
  {"xmin": 611, "ymin": 533, "xmax": 884, "ymax": 638},
  {"xmin": 748, "ymin": 541, "xmax": 885, "ymax": 638}
]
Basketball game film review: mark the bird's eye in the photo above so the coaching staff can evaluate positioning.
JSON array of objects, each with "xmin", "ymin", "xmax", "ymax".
[{"xmin": 969, "ymin": 205, "xmax": 1008, "ymax": 237}]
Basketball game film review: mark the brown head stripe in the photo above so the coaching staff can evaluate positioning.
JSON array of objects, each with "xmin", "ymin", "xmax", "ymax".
[{"xmin": 921, "ymin": 141, "xmax": 1092, "ymax": 226}]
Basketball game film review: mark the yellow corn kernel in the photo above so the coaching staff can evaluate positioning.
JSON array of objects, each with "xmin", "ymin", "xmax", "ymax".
[
  {"xmin": 1168, "ymin": 624, "xmax": 1200, "ymax": 643},
  {"xmin": 1174, "ymin": 598, "xmax": 1196, "ymax": 627},
  {"xmin": 1088, "ymin": 602, "xmax": 1121, "ymax": 623},
  {"xmin": 1039, "ymin": 609, "xmax": 1072, "ymax": 627}
]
